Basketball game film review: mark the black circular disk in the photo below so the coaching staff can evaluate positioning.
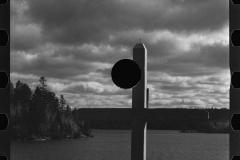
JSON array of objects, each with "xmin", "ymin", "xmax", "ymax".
[{"xmin": 111, "ymin": 59, "xmax": 141, "ymax": 89}]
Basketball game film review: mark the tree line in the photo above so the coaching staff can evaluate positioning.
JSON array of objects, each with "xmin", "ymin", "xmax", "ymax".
[
  {"xmin": 10, "ymin": 76, "xmax": 92, "ymax": 140},
  {"xmin": 10, "ymin": 76, "xmax": 229, "ymax": 140},
  {"xmin": 76, "ymin": 108, "xmax": 229, "ymax": 133}
]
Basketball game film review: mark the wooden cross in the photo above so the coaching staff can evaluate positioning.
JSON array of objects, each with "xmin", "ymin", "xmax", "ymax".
[
  {"xmin": 78, "ymin": 43, "xmax": 208, "ymax": 160},
  {"xmin": 81, "ymin": 43, "xmax": 148, "ymax": 160}
]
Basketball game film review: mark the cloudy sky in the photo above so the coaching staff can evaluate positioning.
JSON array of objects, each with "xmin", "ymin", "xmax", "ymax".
[{"xmin": 10, "ymin": 0, "xmax": 229, "ymax": 109}]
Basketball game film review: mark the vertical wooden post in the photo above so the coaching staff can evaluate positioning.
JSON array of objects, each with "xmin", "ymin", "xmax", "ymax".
[{"xmin": 131, "ymin": 43, "xmax": 147, "ymax": 160}]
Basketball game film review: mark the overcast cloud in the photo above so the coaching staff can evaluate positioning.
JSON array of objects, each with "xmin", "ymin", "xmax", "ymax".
[{"xmin": 11, "ymin": 0, "xmax": 229, "ymax": 108}]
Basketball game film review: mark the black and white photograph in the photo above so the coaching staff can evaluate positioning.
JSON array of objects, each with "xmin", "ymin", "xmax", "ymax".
[{"xmin": 10, "ymin": 0, "xmax": 230, "ymax": 159}]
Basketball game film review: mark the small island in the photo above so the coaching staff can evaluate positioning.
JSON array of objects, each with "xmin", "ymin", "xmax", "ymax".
[{"xmin": 10, "ymin": 77, "xmax": 94, "ymax": 141}]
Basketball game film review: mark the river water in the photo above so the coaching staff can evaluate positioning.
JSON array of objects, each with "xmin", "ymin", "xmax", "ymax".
[{"xmin": 11, "ymin": 130, "xmax": 229, "ymax": 160}]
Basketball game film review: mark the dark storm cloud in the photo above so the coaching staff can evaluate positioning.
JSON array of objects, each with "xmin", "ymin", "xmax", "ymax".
[
  {"xmin": 148, "ymin": 61, "xmax": 221, "ymax": 77},
  {"xmin": 11, "ymin": 0, "xmax": 229, "ymax": 79},
  {"xmin": 53, "ymin": 44, "xmax": 131, "ymax": 64},
  {"xmin": 147, "ymin": 42, "xmax": 229, "ymax": 76},
  {"xmin": 197, "ymin": 45, "xmax": 229, "ymax": 68},
  {"xmin": 10, "ymin": 51, "xmax": 104, "ymax": 79},
  {"xmin": 168, "ymin": 44, "xmax": 229, "ymax": 69},
  {"xmin": 11, "ymin": 25, "xmax": 42, "ymax": 51},
  {"xmin": 160, "ymin": 84, "xmax": 192, "ymax": 92},
  {"xmin": 25, "ymin": 0, "xmax": 228, "ymax": 46},
  {"xmin": 10, "ymin": 0, "xmax": 230, "ymax": 108},
  {"xmin": 96, "ymin": 68, "xmax": 112, "ymax": 77},
  {"xmin": 61, "ymin": 83, "xmax": 130, "ymax": 95}
]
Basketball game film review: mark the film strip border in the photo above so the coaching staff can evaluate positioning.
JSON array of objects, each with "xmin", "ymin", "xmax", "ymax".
[
  {"xmin": 0, "ymin": 1, "xmax": 239, "ymax": 160},
  {"xmin": 0, "ymin": 0, "xmax": 9, "ymax": 160},
  {"xmin": 230, "ymin": 0, "xmax": 240, "ymax": 160}
]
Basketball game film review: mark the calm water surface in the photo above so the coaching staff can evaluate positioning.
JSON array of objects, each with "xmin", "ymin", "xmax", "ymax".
[{"xmin": 11, "ymin": 130, "xmax": 229, "ymax": 160}]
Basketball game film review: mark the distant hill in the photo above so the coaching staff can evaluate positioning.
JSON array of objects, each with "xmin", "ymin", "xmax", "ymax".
[{"xmin": 77, "ymin": 108, "xmax": 229, "ymax": 133}]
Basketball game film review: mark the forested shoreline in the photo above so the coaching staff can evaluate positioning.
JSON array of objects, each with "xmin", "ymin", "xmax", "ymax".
[
  {"xmin": 77, "ymin": 108, "xmax": 229, "ymax": 133},
  {"xmin": 10, "ymin": 77, "xmax": 92, "ymax": 141},
  {"xmin": 10, "ymin": 76, "xmax": 229, "ymax": 141}
]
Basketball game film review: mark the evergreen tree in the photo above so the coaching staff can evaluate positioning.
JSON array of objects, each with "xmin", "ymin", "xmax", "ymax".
[
  {"xmin": 14, "ymin": 80, "xmax": 32, "ymax": 105},
  {"xmin": 29, "ymin": 86, "xmax": 44, "ymax": 136},
  {"xmin": 39, "ymin": 76, "xmax": 47, "ymax": 88},
  {"xmin": 65, "ymin": 105, "xmax": 72, "ymax": 118},
  {"xmin": 59, "ymin": 95, "xmax": 66, "ymax": 113},
  {"xmin": 10, "ymin": 81, "xmax": 14, "ymax": 101},
  {"xmin": 10, "ymin": 80, "xmax": 32, "ymax": 139},
  {"xmin": 29, "ymin": 77, "xmax": 58, "ymax": 137}
]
